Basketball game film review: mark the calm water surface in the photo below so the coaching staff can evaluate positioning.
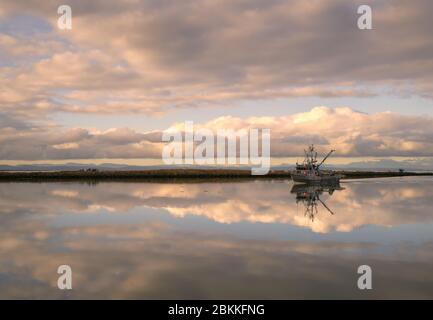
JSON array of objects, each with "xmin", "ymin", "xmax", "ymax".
[{"xmin": 1, "ymin": 177, "xmax": 433, "ymax": 299}]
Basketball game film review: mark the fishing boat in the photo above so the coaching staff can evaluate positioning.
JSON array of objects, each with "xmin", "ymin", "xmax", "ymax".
[{"xmin": 290, "ymin": 144, "xmax": 341, "ymax": 184}]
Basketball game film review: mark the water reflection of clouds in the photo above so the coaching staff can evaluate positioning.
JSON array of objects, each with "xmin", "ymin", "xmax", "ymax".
[
  {"xmin": 2, "ymin": 178, "xmax": 433, "ymax": 233},
  {"xmin": 1, "ymin": 217, "xmax": 433, "ymax": 299},
  {"xmin": 1, "ymin": 178, "xmax": 433, "ymax": 298}
]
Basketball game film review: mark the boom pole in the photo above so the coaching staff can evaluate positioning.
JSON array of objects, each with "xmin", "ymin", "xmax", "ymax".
[{"xmin": 316, "ymin": 149, "xmax": 335, "ymax": 168}]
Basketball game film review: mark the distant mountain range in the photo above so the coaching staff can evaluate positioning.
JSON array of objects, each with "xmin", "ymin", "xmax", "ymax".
[
  {"xmin": 1, "ymin": 158, "xmax": 432, "ymax": 172},
  {"xmin": 0, "ymin": 163, "xmax": 251, "ymax": 172},
  {"xmin": 0, "ymin": 163, "xmax": 166, "ymax": 171}
]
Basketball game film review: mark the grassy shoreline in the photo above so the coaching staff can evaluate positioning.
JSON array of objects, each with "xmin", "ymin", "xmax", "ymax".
[{"xmin": 0, "ymin": 169, "xmax": 432, "ymax": 182}]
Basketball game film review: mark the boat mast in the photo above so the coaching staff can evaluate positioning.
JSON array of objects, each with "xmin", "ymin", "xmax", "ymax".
[{"xmin": 303, "ymin": 144, "xmax": 317, "ymax": 169}]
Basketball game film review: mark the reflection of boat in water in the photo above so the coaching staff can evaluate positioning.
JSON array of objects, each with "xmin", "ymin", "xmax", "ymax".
[
  {"xmin": 290, "ymin": 144, "xmax": 342, "ymax": 184},
  {"xmin": 290, "ymin": 183, "xmax": 344, "ymax": 221}
]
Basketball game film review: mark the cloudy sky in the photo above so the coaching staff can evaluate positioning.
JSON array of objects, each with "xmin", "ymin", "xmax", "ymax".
[{"xmin": 1, "ymin": 0, "xmax": 433, "ymax": 165}]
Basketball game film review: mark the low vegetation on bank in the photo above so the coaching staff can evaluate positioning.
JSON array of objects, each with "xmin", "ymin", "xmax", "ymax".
[{"xmin": 0, "ymin": 169, "xmax": 432, "ymax": 182}]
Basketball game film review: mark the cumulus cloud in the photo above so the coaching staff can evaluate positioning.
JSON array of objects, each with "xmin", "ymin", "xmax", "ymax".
[
  {"xmin": 177, "ymin": 107, "xmax": 433, "ymax": 157},
  {"xmin": 0, "ymin": 0, "xmax": 432, "ymax": 118},
  {"xmin": 2, "ymin": 106, "xmax": 433, "ymax": 159},
  {"xmin": 1, "ymin": 1, "xmax": 433, "ymax": 159},
  {"xmin": 0, "ymin": 126, "xmax": 161, "ymax": 160}
]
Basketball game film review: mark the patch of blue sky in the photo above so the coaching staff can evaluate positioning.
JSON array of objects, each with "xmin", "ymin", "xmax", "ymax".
[{"xmin": 0, "ymin": 13, "xmax": 52, "ymax": 36}]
